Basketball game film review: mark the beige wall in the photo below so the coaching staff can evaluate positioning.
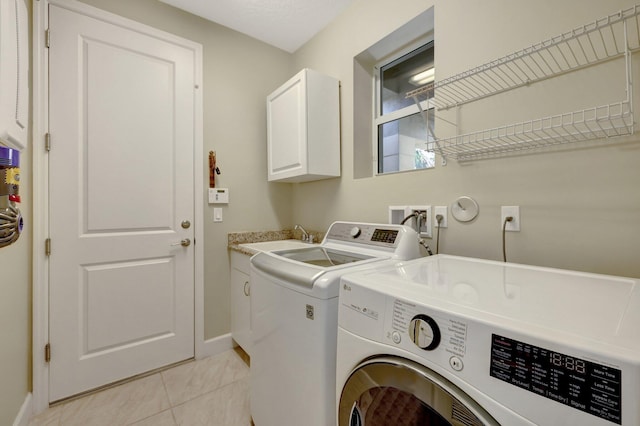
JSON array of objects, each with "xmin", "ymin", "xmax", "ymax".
[
  {"xmin": 291, "ymin": 0, "xmax": 640, "ymax": 278},
  {"xmin": 0, "ymin": 124, "xmax": 32, "ymax": 420},
  {"xmin": 0, "ymin": 206, "xmax": 31, "ymax": 426}
]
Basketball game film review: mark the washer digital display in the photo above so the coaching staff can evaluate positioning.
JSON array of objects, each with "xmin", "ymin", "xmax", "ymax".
[
  {"xmin": 490, "ymin": 334, "xmax": 622, "ymax": 425},
  {"xmin": 370, "ymin": 229, "xmax": 398, "ymax": 244}
]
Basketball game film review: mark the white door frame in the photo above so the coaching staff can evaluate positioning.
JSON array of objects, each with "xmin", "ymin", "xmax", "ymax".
[{"xmin": 31, "ymin": 0, "xmax": 204, "ymax": 413}]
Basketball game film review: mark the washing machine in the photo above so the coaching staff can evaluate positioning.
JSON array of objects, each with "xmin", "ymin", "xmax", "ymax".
[
  {"xmin": 337, "ymin": 255, "xmax": 640, "ymax": 425},
  {"xmin": 250, "ymin": 221, "xmax": 423, "ymax": 426}
]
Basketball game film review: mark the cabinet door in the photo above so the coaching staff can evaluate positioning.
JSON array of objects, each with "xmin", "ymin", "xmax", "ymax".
[
  {"xmin": 266, "ymin": 72, "xmax": 307, "ymax": 181},
  {"xmin": 231, "ymin": 267, "xmax": 252, "ymax": 355},
  {"xmin": 0, "ymin": 0, "xmax": 29, "ymax": 149},
  {"xmin": 266, "ymin": 68, "xmax": 340, "ymax": 183}
]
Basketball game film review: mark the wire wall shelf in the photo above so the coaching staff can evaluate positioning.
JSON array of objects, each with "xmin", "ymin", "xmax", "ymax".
[
  {"xmin": 407, "ymin": 4, "xmax": 640, "ymax": 162},
  {"xmin": 432, "ymin": 101, "xmax": 632, "ymax": 161}
]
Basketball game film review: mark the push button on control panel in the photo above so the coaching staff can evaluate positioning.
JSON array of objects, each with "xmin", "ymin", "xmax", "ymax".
[{"xmin": 449, "ymin": 356, "xmax": 464, "ymax": 371}]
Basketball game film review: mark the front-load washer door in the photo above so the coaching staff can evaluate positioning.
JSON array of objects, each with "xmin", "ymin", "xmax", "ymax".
[{"xmin": 339, "ymin": 356, "xmax": 499, "ymax": 426}]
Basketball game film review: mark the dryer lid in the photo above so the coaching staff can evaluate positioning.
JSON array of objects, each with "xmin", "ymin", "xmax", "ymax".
[{"xmin": 343, "ymin": 255, "xmax": 640, "ymax": 352}]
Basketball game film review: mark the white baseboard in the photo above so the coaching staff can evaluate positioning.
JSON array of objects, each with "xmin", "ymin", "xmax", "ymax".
[
  {"xmin": 13, "ymin": 392, "xmax": 32, "ymax": 426},
  {"xmin": 199, "ymin": 333, "xmax": 235, "ymax": 359}
]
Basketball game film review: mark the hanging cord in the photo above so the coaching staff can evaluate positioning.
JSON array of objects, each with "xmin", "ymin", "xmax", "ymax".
[
  {"xmin": 402, "ymin": 212, "xmax": 434, "ymax": 255},
  {"xmin": 401, "ymin": 212, "xmax": 418, "ymax": 225},
  {"xmin": 419, "ymin": 211, "xmax": 427, "ymax": 229},
  {"xmin": 419, "ymin": 240, "xmax": 434, "ymax": 256},
  {"xmin": 502, "ymin": 216, "xmax": 513, "ymax": 262},
  {"xmin": 435, "ymin": 214, "xmax": 443, "ymax": 254},
  {"xmin": 401, "ymin": 211, "xmax": 428, "ymax": 229}
]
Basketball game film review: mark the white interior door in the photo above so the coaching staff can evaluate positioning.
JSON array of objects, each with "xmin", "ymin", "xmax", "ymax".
[{"xmin": 48, "ymin": 4, "xmax": 197, "ymax": 402}]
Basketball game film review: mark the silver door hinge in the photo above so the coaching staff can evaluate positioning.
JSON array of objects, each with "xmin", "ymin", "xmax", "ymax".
[
  {"xmin": 45, "ymin": 238, "xmax": 51, "ymax": 256},
  {"xmin": 45, "ymin": 343, "xmax": 51, "ymax": 363},
  {"xmin": 45, "ymin": 29, "xmax": 50, "ymax": 48},
  {"xmin": 45, "ymin": 133, "xmax": 51, "ymax": 151}
]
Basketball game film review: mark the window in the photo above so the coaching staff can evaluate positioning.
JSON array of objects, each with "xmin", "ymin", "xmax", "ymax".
[{"xmin": 375, "ymin": 42, "xmax": 435, "ymax": 174}]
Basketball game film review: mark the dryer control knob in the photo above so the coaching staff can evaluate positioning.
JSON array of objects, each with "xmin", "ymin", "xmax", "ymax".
[
  {"xmin": 350, "ymin": 226, "xmax": 361, "ymax": 238},
  {"xmin": 409, "ymin": 314, "xmax": 441, "ymax": 351}
]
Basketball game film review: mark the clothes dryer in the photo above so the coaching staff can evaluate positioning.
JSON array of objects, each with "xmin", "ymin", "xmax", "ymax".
[{"xmin": 337, "ymin": 255, "xmax": 640, "ymax": 425}]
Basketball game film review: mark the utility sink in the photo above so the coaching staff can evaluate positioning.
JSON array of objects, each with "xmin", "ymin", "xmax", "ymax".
[
  {"xmin": 239, "ymin": 239, "xmax": 313, "ymax": 253},
  {"xmin": 274, "ymin": 247, "xmax": 373, "ymax": 267}
]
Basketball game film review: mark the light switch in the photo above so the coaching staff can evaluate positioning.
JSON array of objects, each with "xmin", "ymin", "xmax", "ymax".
[{"xmin": 213, "ymin": 208, "xmax": 223, "ymax": 222}]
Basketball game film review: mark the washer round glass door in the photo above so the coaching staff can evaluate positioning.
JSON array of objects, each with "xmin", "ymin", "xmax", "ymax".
[{"xmin": 339, "ymin": 356, "xmax": 499, "ymax": 426}]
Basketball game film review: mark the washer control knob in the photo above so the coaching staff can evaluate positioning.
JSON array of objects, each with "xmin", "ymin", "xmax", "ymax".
[
  {"xmin": 391, "ymin": 331, "xmax": 401, "ymax": 344},
  {"xmin": 350, "ymin": 226, "xmax": 361, "ymax": 238},
  {"xmin": 449, "ymin": 356, "xmax": 464, "ymax": 371},
  {"xmin": 408, "ymin": 314, "xmax": 441, "ymax": 351}
]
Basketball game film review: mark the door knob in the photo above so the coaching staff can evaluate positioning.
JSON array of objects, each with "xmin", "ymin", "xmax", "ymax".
[{"xmin": 171, "ymin": 238, "xmax": 191, "ymax": 247}]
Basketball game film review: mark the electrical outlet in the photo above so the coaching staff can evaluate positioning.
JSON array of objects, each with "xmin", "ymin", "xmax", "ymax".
[
  {"xmin": 434, "ymin": 206, "xmax": 448, "ymax": 228},
  {"xmin": 409, "ymin": 205, "xmax": 432, "ymax": 238},
  {"xmin": 501, "ymin": 206, "xmax": 520, "ymax": 231}
]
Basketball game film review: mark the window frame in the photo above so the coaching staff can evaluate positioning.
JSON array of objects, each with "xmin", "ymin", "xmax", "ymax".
[{"xmin": 373, "ymin": 37, "xmax": 436, "ymax": 175}]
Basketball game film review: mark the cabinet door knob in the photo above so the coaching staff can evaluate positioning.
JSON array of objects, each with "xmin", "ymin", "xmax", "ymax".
[{"xmin": 243, "ymin": 281, "xmax": 250, "ymax": 296}]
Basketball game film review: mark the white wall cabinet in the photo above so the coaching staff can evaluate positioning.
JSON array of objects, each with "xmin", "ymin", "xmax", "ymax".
[
  {"xmin": 0, "ymin": 0, "xmax": 29, "ymax": 150},
  {"xmin": 230, "ymin": 251, "xmax": 252, "ymax": 355},
  {"xmin": 266, "ymin": 68, "xmax": 340, "ymax": 182}
]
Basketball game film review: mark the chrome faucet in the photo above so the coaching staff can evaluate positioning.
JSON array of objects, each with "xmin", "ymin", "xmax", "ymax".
[{"xmin": 294, "ymin": 224, "xmax": 313, "ymax": 243}]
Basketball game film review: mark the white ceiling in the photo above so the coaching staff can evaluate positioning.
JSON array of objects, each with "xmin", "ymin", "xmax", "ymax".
[{"xmin": 159, "ymin": 0, "xmax": 354, "ymax": 53}]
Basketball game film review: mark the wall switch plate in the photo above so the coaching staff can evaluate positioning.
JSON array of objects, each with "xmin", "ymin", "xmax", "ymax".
[
  {"xmin": 501, "ymin": 206, "xmax": 520, "ymax": 231},
  {"xmin": 434, "ymin": 206, "xmax": 448, "ymax": 228},
  {"xmin": 213, "ymin": 208, "xmax": 223, "ymax": 222},
  {"xmin": 208, "ymin": 188, "xmax": 229, "ymax": 204}
]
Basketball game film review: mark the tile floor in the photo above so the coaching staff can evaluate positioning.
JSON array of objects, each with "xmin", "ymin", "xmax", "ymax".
[{"xmin": 28, "ymin": 349, "xmax": 251, "ymax": 426}]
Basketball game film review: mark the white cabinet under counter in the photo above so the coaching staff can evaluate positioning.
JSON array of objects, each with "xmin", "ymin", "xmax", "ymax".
[
  {"xmin": 266, "ymin": 68, "xmax": 340, "ymax": 183},
  {"xmin": 230, "ymin": 251, "xmax": 252, "ymax": 355},
  {"xmin": 229, "ymin": 239, "xmax": 313, "ymax": 356}
]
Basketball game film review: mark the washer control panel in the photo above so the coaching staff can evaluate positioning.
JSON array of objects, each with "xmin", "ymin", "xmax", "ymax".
[
  {"xmin": 324, "ymin": 222, "xmax": 421, "ymax": 260},
  {"xmin": 326, "ymin": 222, "xmax": 401, "ymax": 248},
  {"xmin": 386, "ymin": 298, "xmax": 468, "ymax": 362}
]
